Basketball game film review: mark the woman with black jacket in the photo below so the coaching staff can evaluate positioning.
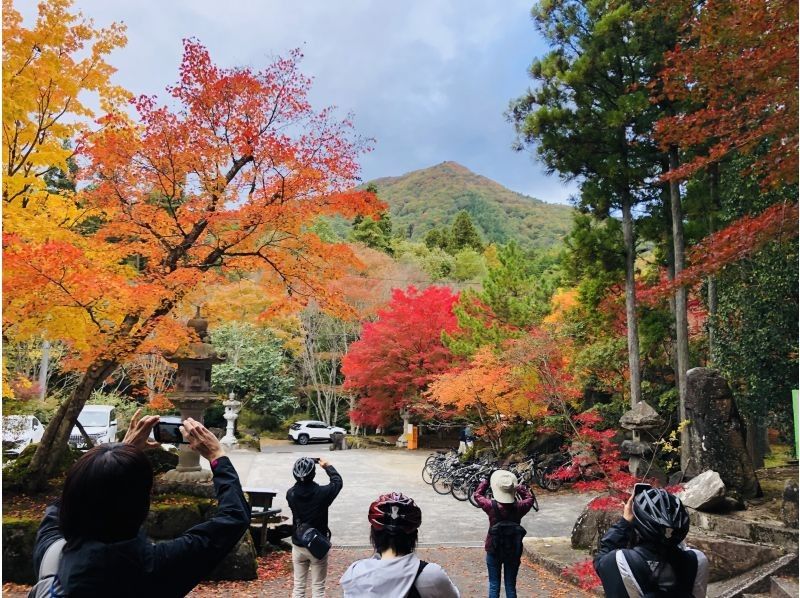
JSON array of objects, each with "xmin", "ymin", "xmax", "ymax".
[
  {"xmin": 31, "ymin": 411, "xmax": 250, "ymax": 598},
  {"xmin": 594, "ymin": 488, "xmax": 709, "ymax": 597}
]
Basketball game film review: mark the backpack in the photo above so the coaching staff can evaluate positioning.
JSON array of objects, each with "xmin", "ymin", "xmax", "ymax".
[
  {"xmin": 28, "ymin": 538, "xmax": 66, "ymax": 598},
  {"xmin": 488, "ymin": 500, "xmax": 527, "ymax": 561},
  {"xmin": 621, "ymin": 548, "xmax": 696, "ymax": 597},
  {"xmin": 406, "ymin": 560, "xmax": 428, "ymax": 598}
]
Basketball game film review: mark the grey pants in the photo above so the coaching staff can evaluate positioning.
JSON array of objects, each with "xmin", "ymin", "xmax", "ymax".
[{"xmin": 292, "ymin": 544, "xmax": 329, "ymax": 598}]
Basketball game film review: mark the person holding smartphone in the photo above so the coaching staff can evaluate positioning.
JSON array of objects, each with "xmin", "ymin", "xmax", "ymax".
[
  {"xmin": 594, "ymin": 485, "xmax": 709, "ymax": 597},
  {"xmin": 30, "ymin": 410, "xmax": 250, "ymax": 597},
  {"xmin": 287, "ymin": 456, "xmax": 343, "ymax": 598}
]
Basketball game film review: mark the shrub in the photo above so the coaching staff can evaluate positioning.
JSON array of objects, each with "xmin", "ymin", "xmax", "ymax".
[{"xmin": 2, "ymin": 443, "xmax": 82, "ymax": 493}]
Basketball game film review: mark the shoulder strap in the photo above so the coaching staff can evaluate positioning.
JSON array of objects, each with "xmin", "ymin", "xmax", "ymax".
[
  {"xmin": 491, "ymin": 499, "xmax": 500, "ymax": 520},
  {"xmin": 39, "ymin": 539, "xmax": 66, "ymax": 579},
  {"xmin": 406, "ymin": 560, "xmax": 428, "ymax": 598}
]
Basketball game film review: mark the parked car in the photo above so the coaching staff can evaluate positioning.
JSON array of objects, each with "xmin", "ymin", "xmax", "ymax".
[
  {"xmin": 2, "ymin": 415, "xmax": 45, "ymax": 455},
  {"xmin": 69, "ymin": 405, "xmax": 117, "ymax": 449},
  {"xmin": 288, "ymin": 420, "xmax": 347, "ymax": 445}
]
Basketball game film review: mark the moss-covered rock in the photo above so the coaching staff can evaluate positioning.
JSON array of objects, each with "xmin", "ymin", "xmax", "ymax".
[
  {"xmin": 2, "ymin": 516, "xmax": 39, "ymax": 584},
  {"xmin": 145, "ymin": 496, "xmax": 215, "ymax": 539},
  {"xmin": 2, "ymin": 444, "xmax": 82, "ymax": 493},
  {"xmin": 206, "ymin": 532, "xmax": 258, "ymax": 581}
]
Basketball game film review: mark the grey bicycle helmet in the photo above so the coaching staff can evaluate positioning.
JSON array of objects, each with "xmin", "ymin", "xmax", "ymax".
[
  {"xmin": 293, "ymin": 457, "xmax": 316, "ymax": 482},
  {"xmin": 633, "ymin": 488, "xmax": 690, "ymax": 546}
]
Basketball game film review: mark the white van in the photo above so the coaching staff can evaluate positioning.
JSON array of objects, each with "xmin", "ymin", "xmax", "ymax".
[{"xmin": 69, "ymin": 405, "xmax": 118, "ymax": 448}]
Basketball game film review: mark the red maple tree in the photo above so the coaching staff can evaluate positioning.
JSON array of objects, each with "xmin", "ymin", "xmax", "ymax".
[{"xmin": 342, "ymin": 285, "xmax": 460, "ymax": 427}]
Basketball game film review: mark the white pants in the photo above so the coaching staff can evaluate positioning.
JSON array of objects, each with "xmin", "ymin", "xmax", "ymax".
[
  {"xmin": 292, "ymin": 544, "xmax": 328, "ymax": 598},
  {"xmin": 458, "ymin": 440, "xmax": 474, "ymax": 454}
]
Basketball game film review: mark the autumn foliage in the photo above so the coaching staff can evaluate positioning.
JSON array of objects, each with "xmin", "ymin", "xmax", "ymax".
[
  {"xmin": 655, "ymin": 0, "xmax": 798, "ymax": 187},
  {"xmin": 4, "ymin": 19, "xmax": 382, "ymax": 486},
  {"xmin": 342, "ymin": 286, "xmax": 460, "ymax": 426}
]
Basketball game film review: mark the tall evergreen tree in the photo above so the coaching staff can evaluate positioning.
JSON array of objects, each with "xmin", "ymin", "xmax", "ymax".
[
  {"xmin": 509, "ymin": 0, "xmax": 677, "ymax": 406},
  {"xmin": 448, "ymin": 210, "xmax": 484, "ymax": 253}
]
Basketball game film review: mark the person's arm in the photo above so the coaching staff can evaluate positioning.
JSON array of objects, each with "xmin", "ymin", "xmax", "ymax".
[
  {"xmin": 318, "ymin": 458, "xmax": 343, "ymax": 504},
  {"xmin": 32, "ymin": 502, "xmax": 63, "ymax": 576},
  {"xmin": 514, "ymin": 483, "xmax": 535, "ymax": 515},
  {"xmin": 472, "ymin": 478, "xmax": 493, "ymax": 510},
  {"xmin": 150, "ymin": 419, "xmax": 251, "ymax": 597},
  {"xmin": 593, "ymin": 495, "xmax": 635, "ymax": 596}
]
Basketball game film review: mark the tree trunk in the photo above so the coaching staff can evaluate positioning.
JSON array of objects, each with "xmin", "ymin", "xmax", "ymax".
[
  {"xmin": 669, "ymin": 146, "xmax": 691, "ymax": 472},
  {"xmin": 707, "ymin": 163, "xmax": 720, "ymax": 362},
  {"xmin": 621, "ymin": 195, "xmax": 642, "ymax": 406},
  {"xmin": 25, "ymin": 359, "xmax": 117, "ymax": 491},
  {"xmin": 746, "ymin": 417, "xmax": 767, "ymax": 469}
]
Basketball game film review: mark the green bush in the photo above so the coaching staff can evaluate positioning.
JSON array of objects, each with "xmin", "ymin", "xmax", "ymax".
[
  {"xmin": 204, "ymin": 403, "xmax": 226, "ymax": 429},
  {"xmin": 239, "ymin": 406, "xmax": 279, "ymax": 432},
  {"xmin": 281, "ymin": 412, "xmax": 312, "ymax": 431}
]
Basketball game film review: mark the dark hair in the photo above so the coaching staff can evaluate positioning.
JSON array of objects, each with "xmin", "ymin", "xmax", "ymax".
[
  {"xmin": 370, "ymin": 527, "xmax": 418, "ymax": 556},
  {"xmin": 60, "ymin": 443, "xmax": 153, "ymax": 544}
]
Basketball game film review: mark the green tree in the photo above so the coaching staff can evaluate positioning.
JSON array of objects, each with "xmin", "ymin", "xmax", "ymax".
[
  {"xmin": 210, "ymin": 322, "xmax": 296, "ymax": 424},
  {"xmin": 509, "ymin": 0, "xmax": 677, "ymax": 406},
  {"xmin": 448, "ymin": 210, "xmax": 484, "ymax": 253},
  {"xmin": 452, "ymin": 248, "xmax": 487, "ymax": 282},
  {"xmin": 351, "ymin": 211, "xmax": 394, "ymax": 254},
  {"xmin": 444, "ymin": 241, "xmax": 554, "ymax": 356}
]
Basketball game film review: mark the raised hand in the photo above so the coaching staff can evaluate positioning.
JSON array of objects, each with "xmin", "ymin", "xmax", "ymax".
[
  {"xmin": 180, "ymin": 417, "xmax": 225, "ymax": 462},
  {"xmin": 122, "ymin": 408, "xmax": 160, "ymax": 451}
]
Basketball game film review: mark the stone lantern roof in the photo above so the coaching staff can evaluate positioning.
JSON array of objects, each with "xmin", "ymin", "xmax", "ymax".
[{"xmin": 164, "ymin": 307, "xmax": 225, "ymax": 365}]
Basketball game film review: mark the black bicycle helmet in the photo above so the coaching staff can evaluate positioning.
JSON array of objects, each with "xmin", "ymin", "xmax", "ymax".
[
  {"xmin": 293, "ymin": 457, "xmax": 316, "ymax": 482},
  {"xmin": 633, "ymin": 488, "xmax": 690, "ymax": 546},
  {"xmin": 368, "ymin": 492, "xmax": 422, "ymax": 534}
]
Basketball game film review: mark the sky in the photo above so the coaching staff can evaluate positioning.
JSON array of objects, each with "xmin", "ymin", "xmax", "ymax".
[{"xmin": 18, "ymin": 0, "xmax": 579, "ymax": 204}]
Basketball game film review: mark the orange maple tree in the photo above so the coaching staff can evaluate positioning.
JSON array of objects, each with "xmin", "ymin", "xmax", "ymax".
[{"xmin": 5, "ymin": 39, "xmax": 381, "ymax": 488}]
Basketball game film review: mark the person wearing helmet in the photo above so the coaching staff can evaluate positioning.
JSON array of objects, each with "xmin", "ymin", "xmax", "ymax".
[
  {"xmin": 339, "ymin": 492, "xmax": 460, "ymax": 597},
  {"xmin": 594, "ymin": 487, "xmax": 709, "ymax": 597},
  {"xmin": 287, "ymin": 457, "xmax": 343, "ymax": 598},
  {"xmin": 473, "ymin": 469, "xmax": 536, "ymax": 598}
]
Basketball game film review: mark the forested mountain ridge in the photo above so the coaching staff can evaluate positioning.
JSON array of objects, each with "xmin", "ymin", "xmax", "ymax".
[{"xmin": 365, "ymin": 161, "xmax": 574, "ymax": 248}]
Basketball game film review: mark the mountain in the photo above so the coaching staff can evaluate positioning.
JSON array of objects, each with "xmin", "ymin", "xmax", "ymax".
[{"xmin": 365, "ymin": 161, "xmax": 574, "ymax": 249}]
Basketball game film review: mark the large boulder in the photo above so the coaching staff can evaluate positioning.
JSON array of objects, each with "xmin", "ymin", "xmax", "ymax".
[
  {"xmin": 571, "ymin": 499, "xmax": 622, "ymax": 553},
  {"xmin": 677, "ymin": 470, "xmax": 726, "ymax": 511},
  {"xmin": 619, "ymin": 401, "xmax": 664, "ymax": 431},
  {"xmin": 684, "ymin": 368, "xmax": 761, "ymax": 499},
  {"xmin": 206, "ymin": 532, "xmax": 258, "ymax": 581}
]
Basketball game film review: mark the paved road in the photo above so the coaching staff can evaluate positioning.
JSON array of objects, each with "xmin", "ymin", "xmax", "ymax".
[{"xmin": 228, "ymin": 442, "xmax": 593, "ymax": 547}]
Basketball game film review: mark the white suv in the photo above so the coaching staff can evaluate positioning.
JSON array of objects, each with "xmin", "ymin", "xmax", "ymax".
[
  {"xmin": 288, "ymin": 420, "xmax": 347, "ymax": 445},
  {"xmin": 2, "ymin": 415, "xmax": 45, "ymax": 455}
]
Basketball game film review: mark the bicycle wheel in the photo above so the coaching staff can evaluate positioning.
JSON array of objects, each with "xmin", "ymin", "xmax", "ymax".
[
  {"xmin": 542, "ymin": 470, "xmax": 562, "ymax": 492},
  {"xmin": 451, "ymin": 474, "xmax": 470, "ymax": 501},
  {"xmin": 422, "ymin": 463, "xmax": 435, "ymax": 484},
  {"xmin": 432, "ymin": 473, "xmax": 453, "ymax": 495}
]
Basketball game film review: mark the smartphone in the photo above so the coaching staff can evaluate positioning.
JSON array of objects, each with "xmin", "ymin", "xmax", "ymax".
[
  {"xmin": 633, "ymin": 482, "xmax": 652, "ymax": 496},
  {"xmin": 153, "ymin": 421, "xmax": 187, "ymax": 444},
  {"xmin": 312, "ymin": 458, "xmax": 320, "ymax": 463}
]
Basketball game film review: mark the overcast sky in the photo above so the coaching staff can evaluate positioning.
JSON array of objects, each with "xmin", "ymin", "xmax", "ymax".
[{"xmin": 19, "ymin": 0, "xmax": 579, "ymax": 204}]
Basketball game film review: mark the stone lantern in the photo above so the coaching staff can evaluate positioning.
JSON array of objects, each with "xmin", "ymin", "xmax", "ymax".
[
  {"xmin": 221, "ymin": 391, "xmax": 242, "ymax": 448},
  {"xmin": 162, "ymin": 307, "xmax": 225, "ymax": 483}
]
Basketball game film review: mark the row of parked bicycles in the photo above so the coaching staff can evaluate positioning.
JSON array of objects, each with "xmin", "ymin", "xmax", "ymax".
[{"xmin": 420, "ymin": 449, "xmax": 572, "ymax": 509}]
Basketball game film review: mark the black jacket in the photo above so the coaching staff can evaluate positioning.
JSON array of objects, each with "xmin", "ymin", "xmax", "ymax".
[
  {"xmin": 593, "ymin": 518, "xmax": 708, "ymax": 598},
  {"xmin": 32, "ymin": 456, "xmax": 250, "ymax": 598},
  {"xmin": 286, "ymin": 464, "xmax": 343, "ymax": 545}
]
